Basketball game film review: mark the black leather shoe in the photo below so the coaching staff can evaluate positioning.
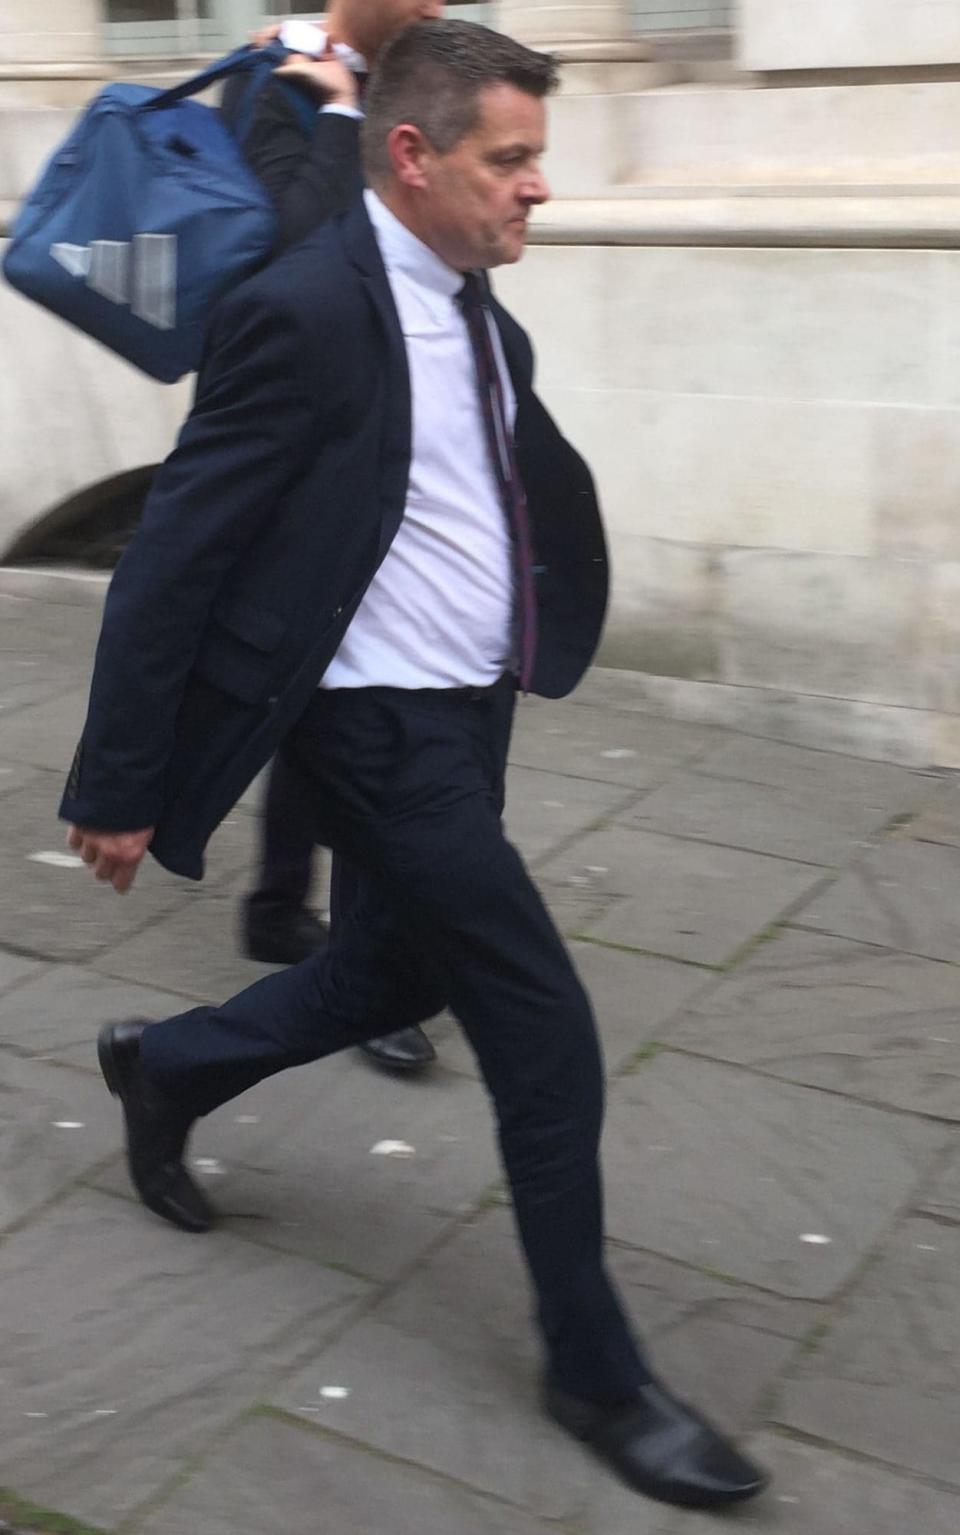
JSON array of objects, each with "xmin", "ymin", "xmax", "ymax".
[
  {"xmin": 544, "ymin": 1379, "xmax": 768, "ymax": 1510},
  {"xmin": 243, "ymin": 906, "xmax": 329, "ymax": 966},
  {"xmin": 97, "ymin": 1020, "xmax": 215, "ymax": 1234},
  {"xmin": 359, "ymin": 1026, "xmax": 437, "ymax": 1073}
]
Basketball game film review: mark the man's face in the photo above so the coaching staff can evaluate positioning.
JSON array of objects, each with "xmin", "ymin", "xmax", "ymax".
[{"xmin": 419, "ymin": 84, "xmax": 549, "ymax": 271}]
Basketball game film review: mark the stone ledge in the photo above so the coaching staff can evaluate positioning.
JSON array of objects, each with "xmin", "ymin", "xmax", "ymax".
[
  {"xmin": 0, "ymin": 63, "xmax": 107, "ymax": 79},
  {"xmin": 0, "ymin": 566, "xmax": 109, "ymax": 606},
  {"xmin": 580, "ymin": 667, "xmax": 960, "ymax": 770},
  {"xmin": 528, "ymin": 193, "xmax": 960, "ymax": 247}
]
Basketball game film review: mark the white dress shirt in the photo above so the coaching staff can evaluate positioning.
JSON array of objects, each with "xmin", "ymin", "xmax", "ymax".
[{"xmin": 321, "ymin": 190, "xmax": 517, "ymax": 691}]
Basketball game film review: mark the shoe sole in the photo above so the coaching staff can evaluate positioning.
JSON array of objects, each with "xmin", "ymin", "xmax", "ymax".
[
  {"xmin": 97, "ymin": 1024, "xmax": 123, "ymax": 1098},
  {"xmin": 546, "ymin": 1401, "xmax": 767, "ymax": 1510},
  {"xmin": 641, "ymin": 1474, "xmax": 768, "ymax": 1510},
  {"xmin": 359, "ymin": 1048, "xmax": 436, "ymax": 1074}
]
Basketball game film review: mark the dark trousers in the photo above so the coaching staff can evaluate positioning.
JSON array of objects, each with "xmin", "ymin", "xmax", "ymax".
[
  {"xmin": 247, "ymin": 746, "xmax": 318, "ymax": 916},
  {"xmin": 140, "ymin": 677, "xmax": 648, "ymax": 1402}
]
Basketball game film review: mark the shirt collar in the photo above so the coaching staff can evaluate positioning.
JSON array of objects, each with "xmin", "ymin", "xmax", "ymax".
[
  {"xmin": 364, "ymin": 189, "xmax": 465, "ymax": 303},
  {"xmin": 278, "ymin": 20, "xmax": 367, "ymax": 75}
]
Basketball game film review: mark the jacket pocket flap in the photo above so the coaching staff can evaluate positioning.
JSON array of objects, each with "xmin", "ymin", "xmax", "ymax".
[{"xmin": 213, "ymin": 598, "xmax": 286, "ymax": 654}]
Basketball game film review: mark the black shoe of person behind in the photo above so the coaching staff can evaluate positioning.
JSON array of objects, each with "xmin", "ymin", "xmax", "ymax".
[
  {"xmin": 359, "ymin": 1025, "xmax": 437, "ymax": 1074},
  {"xmin": 544, "ymin": 1378, "xmax": 768, "ymax": 1510},
  {"xmin": 97, "ymin": 1020, "xmax": 215, "ymax": 1234},
  {"xmin": 242, "ymin": 904, "xmax": 329, "ymax": 966}
]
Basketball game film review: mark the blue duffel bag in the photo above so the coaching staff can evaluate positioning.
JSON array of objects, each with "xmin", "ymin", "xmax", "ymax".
[{"xmin": 2, "ymin": 46, "xmax": 305, "ymax": 383}]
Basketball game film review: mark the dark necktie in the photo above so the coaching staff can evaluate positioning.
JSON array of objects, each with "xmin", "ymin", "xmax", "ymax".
[{"xmin": 456, "ymin": 272, "xmax": 538, "ymax": 692}]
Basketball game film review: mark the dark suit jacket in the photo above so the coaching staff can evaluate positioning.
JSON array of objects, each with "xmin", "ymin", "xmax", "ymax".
[
  {"xmin": 243, "ymin": 79, "xmax": 363, "ymax": 249},
  {"xmin": 60, "ymin": 199, "xmax": 608, "ymax": 880}
]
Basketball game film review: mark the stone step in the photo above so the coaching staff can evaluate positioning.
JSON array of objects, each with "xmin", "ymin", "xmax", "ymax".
[
  {"xmin": 525, "ymin": 190, "xmax": 960, "ymax": 248},
  {"xmin": 0, "ymin": 56, "xmax": 219, "ymax": 110},
  {"xmin": 545, "ymin": 78, "xmax": 960, "ymax": 197}
]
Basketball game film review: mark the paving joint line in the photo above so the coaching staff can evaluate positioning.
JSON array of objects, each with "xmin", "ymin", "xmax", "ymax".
[
  {"xmin": 602, "ymin": 1232, "xmax": 826, "ymax": 1304},
  {"xmin": 570, "ymin": 934, "xmax": 722, "ymax": 971},
  {"xmin": 762, "ymin": 1421, "xmax": 960, "ymax": 1498},
  {"xmin": 652, "ymin": 1043, "xmax": 960, "ymax": 1127},
  {"xmin": 760, "ymin": 1140, "xmax": 959, "ymax": 1420},
  {"xmin": 526, "ymin": 786, "xmax": 651, "ymax": 874},
  {"xmin": 787, "ymin": 919, "xmax": 960, "ymax": 968},
  {"xmin": 249, "ymin": 1403, "xmax": 589, "ymax": 1533},
  {"xmin": 118, "ymin": 1190, "xmax": 517, "ymax": 1531},
  {"xmin": 0, "ymin": 1148, "xmax": 125, "ymax": 1245}
]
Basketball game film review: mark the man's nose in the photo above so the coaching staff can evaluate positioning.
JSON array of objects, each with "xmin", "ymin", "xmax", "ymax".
[{"xmin": 524, "ymin": 169, "xmax": 550, "ymax": 205}]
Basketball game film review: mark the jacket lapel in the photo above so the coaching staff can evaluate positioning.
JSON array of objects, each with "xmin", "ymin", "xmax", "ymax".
[{"xmin": 341, "ymin": 198, "xmax": 412, "ymax": 561}]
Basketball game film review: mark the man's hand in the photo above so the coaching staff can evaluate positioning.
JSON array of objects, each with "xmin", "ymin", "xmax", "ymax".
[
  {"xmin": 67, "ymin": 825, "xmax": 155, "ymax": 894},
  {"xmin": 273, "ymin": 49, "xmax": 359, "ymax": 110},
  {"xmin": 250, "ymin": 22, "xmax": 283, "ymax": 47}
]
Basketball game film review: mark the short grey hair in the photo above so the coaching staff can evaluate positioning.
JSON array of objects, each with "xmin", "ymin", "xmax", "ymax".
[{"xmin": 361, "ymin": 20, "xmax": 558, "ymax": 184}]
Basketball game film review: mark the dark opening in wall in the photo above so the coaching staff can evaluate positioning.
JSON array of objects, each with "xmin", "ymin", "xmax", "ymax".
[{"xmin": 3, "ymin": 465, "xmax": 158, "ymax": 571}]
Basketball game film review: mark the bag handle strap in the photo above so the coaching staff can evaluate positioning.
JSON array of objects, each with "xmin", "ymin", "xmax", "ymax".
[{"xmin": 137, "ymin": 43, "xmax": 276, "ymax": 113}]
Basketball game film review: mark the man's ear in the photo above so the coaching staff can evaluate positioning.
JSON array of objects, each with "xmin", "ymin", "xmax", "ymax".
[{"xmin": 387, "ymin": 122, "xmax": 433, "ymax": 188}]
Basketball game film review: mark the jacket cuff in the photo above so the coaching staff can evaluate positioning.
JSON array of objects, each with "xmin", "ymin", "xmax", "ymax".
[{"xmin": 59, "ymin": 787, "xmax": 163, "ymax": 833}]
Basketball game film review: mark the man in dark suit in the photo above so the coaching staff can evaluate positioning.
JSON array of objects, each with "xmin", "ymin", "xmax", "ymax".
[
  {"xmin": 61, "ymin": 22, "xmax": 765, "ymax": 1511},
  {"xmin": 234, "ymin": 2, "xmax": 443, "ymax": 1074}
]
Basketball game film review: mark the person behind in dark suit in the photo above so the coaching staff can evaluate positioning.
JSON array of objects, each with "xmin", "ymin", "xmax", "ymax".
[
  {"xmin": 61, "ymin": 22, "xmax": 766, "ymax": 1511},
  {"xmin": 233, "ymin": 2, "xmax": 444, "ymax": 1076}
]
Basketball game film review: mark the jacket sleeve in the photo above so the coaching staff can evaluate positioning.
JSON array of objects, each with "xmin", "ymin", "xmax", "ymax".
[
  {"xmin": 60, "ymin": 288, "xmax": 324, "ymax": 833},
  {"xmin": 243, "ymin": 80, "xmax": 363, "ymax": 250}
]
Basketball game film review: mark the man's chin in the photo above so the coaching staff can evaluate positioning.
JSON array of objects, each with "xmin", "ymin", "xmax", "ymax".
[
  {"xmin": 499, "ymin": 235, "xmax": 528, "ymax": 266},
  {"xmin": 476, "ymin": 231, "xmax": 528, "ymax": 270}
]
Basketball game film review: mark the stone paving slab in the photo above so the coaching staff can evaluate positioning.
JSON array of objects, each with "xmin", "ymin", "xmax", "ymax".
[
  {"xmin": 661, "ymin": 1433, "xmax": 960, "ymax": 1535},
  {"xmin": 527, "ymin": 875, "xmax": 615, "ymax": 941},
  {"xmin": 916, "ymin": 1149, "xmax": 960, "ymax": 1223},
  {"xmin": 0, "ymin": 1188, "xmax": 368, "ymax": 1529},
  {"xmin": 621, "ymin": 770, "xmax": 901, "ymax": 867},
  {"xmin": 509, "ymin": 697, "xmax": 721, "ymax": 789},
  {"xmin": 136, "ymin": 1412, "xmax": 564, "ymax": 1535},
  {"xmin": 0, "ymin": 761, "xmax": 43, "ymax": 801},
  {"xmin": 538, "ymin": 827, "xmax": 825, "ymax": 966},
  {"xmin": 437, "ymin": 939, "xmax": 719, "ymax": 1081},
  {"xmin": 0, "ymin": 674, "xmax": 79, "ymax": 721},
  {"xmin": 908, "ymin": 779, "xmax": 960, "ymax": 847},
  {"xmin": 798, "ymin": 838, "xmax": 960, "ymax": 963},
  {"xmin": 602, "ymin": 1052, "xmax": 946, "ymax": 1297},
  {"xmin": 668, "ymin": 930, "xmax": 960, "ymax": 1119},
  {"xmin": 0, "ymin": 1056, "xmax": 118, "ymax": 1230},
  {"xmin": 272, "ymin": 1208, "xmax": 812, "ymax": 1526},
  {"xmin": 504, "ymin": 765, "xmax": 636, "ymax": 865},
  {"xmin": 688, "ymin": 735, "xmax": 934, "ymax": 806},
  {"xmin": 0, "ymin": 592, "xmax": 102, "ymax": 659},
  {"xmin": 89, "ymin": 881, "xmax": 281, "ymax": 1005},
  {"xmin": 0, "ymin": 688, "xmax": 88, "ymax": 772},
  {"xmin": 0, "ymin": 950, "xmax": 43, "ymax": 999},
  {"xmin": 94, "ymin": 1052, "xmax": 501, "ymax": 1284},
  {"xmin": 0, "ymin": 774, "xmax": 257, "ymax": 962},
  {"xmin": 0, "ymin": 963, "xmax": 212, "ymax": 1057},
  {"xmin": 774, "ymin": 1217, "xmax": 960, "ymax": 1488}
]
